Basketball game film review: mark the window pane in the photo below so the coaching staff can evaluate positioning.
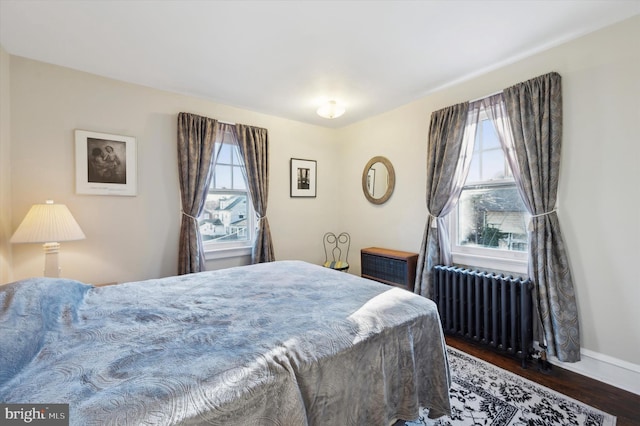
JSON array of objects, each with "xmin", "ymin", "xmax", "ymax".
[
  {"xmin": 482, "ymin": 149, "xmax": 507, "ymax": 180},
  {"xmin": 233, "ymin": 167, "xmax": 246, "ymax": 190},
  {"xmin": 466, "ymin": 159, "xmax": 481, "ymax": 183},
  {"xmin": 216, "ymin": 143, "xmax": 232, "ymax": 164},
  {"xmin": 232, "ymin": 145, "xmax": 243, "ymax": 165},
  {"xmin": 199, "ymin": 194, "xmax": 249, "ymax": 242},
  {"xmin": 454, "ymin": 104, "xmax": 528, "ymax": 260},
  {"xmin": 481, "ymin": 120, "xmax": 501, "ymax": 149},
  {"xmin": 201, "ymin": 140, "xmax": 254, "ymax": 250},
  {"xmin": 457, "ymin": 185, "xmax": 528, "ymax": 252},
  {"xmin": 214, "ymin": 165, "xmax": 232, "ymax": 189}
]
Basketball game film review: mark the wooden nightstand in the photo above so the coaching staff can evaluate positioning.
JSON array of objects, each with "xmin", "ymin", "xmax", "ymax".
[{"xmin": 361, "ymin": 247, "xmax": 418, "ymax": 291}]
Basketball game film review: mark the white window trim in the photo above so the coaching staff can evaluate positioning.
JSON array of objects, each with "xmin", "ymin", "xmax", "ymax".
[
  {"xmin": 449, "ymin": 211, "xmax": 528, "ymax": 275},
  {"xmin": 200, "ymin": 135, "xmax": 256, "ymax": 260},
  {"xmin": 448, "ymin": 107, "xmax": 529, "ymax": 275},
  {"xmin": 204, "ymin": 245, "xmax": 252, "ymax": 260},
  {"xmin": 451, "ymin": 249, "xmax": 528, "ymax": 275}
]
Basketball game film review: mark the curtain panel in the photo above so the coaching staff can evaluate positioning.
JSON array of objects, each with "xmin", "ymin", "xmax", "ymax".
[
  {"xmin": 415, "ymin": 72, "xmax": 580, "ymax": 362},
  {"xmin": 177, "ymin": 112, "xmax": 218, "ymax": 275},
  {"xmin": 503, "ymin": 72, "xmax": 580, "ymax": 362},
  {"xmin": 414, "ymin": 102, "xmax": 479, "ymax": 299},
  {"xmin": 233, "ymin": 124, "xmax": 275, "ymax": 263}
]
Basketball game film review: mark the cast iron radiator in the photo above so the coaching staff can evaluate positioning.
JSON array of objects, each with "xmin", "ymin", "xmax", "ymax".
[{"xmin": 433, "ymin": 265, "xmax": 534, "ymax": 367}]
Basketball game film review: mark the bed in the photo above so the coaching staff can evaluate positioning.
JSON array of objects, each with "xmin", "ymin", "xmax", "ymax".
[{"xmin": 0, "ymin": 260, "xmax": 451, "ymax": 425}]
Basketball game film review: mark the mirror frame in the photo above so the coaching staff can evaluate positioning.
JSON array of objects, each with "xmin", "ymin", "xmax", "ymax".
[{"xmin": 362, "ymin": 156, "xmax": 395, "ymax": 205}]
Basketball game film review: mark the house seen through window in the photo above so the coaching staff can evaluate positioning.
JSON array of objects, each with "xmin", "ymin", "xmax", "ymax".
[
  {"xmin": 451, "ymin": 108, "xmax": 529, "ymax": 267},
  {"xmin": 198, "ymin": 137, "xmax": 254, "ymax": 251}
]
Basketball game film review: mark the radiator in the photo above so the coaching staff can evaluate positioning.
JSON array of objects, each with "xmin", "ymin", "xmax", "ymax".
[{"xmin": 433, "ymin": 265, "xmax": 534, "ymax": 367}]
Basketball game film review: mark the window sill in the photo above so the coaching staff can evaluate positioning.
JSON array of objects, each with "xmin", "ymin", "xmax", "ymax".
[
  {"xmin": 451, "ymin": 251, "xmax": 528, "ymax": 276},
  {"xmin": 204, "ymin": 246, "xmax": 252, "ymax": 260}
]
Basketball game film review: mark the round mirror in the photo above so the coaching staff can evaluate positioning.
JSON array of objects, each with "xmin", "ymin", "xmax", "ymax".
[{"xmin": 362, "ymin": 156, "xmax": 395, "ymax": 204}]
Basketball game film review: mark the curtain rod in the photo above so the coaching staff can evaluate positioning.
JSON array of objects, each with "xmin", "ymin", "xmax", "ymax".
[
  {"xmin": 469, "ymin": 89, "xmax": 503, "ymax": 103},
  {"xmin": 218, "ymin": 120, "xmax": 236, "ymax": 125}
]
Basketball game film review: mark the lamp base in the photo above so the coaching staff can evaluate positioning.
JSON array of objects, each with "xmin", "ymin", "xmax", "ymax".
[{"xmin": 43, "ymin": 242, "xmax": 61, "ymax": 278}]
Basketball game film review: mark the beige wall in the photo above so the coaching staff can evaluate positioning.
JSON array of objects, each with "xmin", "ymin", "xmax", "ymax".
[
  {"xmin": 8, "ymin": 57, "xmax": 340, "ymax": 285},
  {"xmin": 338, "ymin": 16, "xmax": 640, "ymax": 365},
  {"xmin": 0, "ymin": 46, "xmax": 11, "ymax": 284},
  {"xmin": 4, "ymin": 16, "xmax": 639, "ymax": 369}
]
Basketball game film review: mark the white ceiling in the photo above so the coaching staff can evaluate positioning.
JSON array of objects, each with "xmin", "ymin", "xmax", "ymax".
[{"xmin": 1, "ymin": 0, "xmax": 638, "ymax": 128}]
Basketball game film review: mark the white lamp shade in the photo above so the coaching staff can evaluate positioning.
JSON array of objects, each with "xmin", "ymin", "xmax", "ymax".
[{"xmin": 10, "ymin": 200, "xmax": 85, "ymax": 243}]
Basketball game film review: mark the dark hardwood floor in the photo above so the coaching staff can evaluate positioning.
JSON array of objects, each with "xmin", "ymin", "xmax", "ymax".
[{"xmin": 445, "ymin": 335, "xmax": 640, "ymax": 426}]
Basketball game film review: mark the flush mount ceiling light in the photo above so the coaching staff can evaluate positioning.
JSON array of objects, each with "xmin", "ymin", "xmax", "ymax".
[{"xmin": 316, "ymin": 100, "xmax": 346, "ymax": 119}]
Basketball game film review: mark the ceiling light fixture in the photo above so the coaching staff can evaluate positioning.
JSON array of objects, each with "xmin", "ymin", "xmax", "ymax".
[{"xmin": 316, "ymin": 100, "xmax": 345, "ymax": 119}]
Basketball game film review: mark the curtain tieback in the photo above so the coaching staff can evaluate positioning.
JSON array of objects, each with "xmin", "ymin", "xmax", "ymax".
[
  {"xmin": 530, "ymin": 209, "xmax": 557, "ymax": 218},
  {"xmin": 428, "ymin": 212, "xmax": 439, "ymax": 228},
  {"xmin": 181, "ymin": 211, "xmax": 198, "ymax": 221},
  {"xmin": 528, "ymin": 209, "xmax": 557, "ymax": 231}
]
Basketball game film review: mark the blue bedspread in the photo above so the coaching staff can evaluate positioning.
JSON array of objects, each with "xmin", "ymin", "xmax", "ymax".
[{"xmin": 0, "ymin": 260, "xmax": 450, "ymax": 425}]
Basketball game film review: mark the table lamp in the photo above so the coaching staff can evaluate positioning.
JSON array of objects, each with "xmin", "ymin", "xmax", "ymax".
[{"xmin": 10, "ymin": 200, "xmax": 86, "ymax": 278}]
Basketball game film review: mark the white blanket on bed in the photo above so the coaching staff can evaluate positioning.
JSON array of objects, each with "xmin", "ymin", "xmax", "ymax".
[{"xmin": 0, "ymin": 260, "xmax": 451, "ymax": 425}]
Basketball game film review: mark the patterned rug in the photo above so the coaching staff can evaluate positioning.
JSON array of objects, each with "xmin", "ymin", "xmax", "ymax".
[{"xmin": 406, "ymin": 347, "xmax": 616, "ymax": 426}]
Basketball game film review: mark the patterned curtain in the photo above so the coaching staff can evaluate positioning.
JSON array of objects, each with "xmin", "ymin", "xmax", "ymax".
[
  {"xmin": 502, "ymin": 72, "xmax": 580, "ymax": 362},
  {"xmin": 177, "ymin": 112, "xmax": 218, "ymax": 274},
  {"xmin": 414, "ymin": 102, "xmax": 480, "ymax": 299},
  {"xmin": 233, "ymin": 124, "xmax": 275, "ymax": 263}
]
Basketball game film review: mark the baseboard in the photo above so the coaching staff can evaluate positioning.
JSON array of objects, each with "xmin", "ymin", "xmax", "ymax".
[{"xmin": 549, "ymin": 348, "xmax": 640, "ymax": 395}]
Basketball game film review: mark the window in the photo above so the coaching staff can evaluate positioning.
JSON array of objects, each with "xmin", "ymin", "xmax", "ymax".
[
  {"xmin": 199, "ymin": 134, "xmax": 255, "ymax": 258},
  {"xmin": 450, "ymin": 108, "xmax": 529, "ymax": 272}
]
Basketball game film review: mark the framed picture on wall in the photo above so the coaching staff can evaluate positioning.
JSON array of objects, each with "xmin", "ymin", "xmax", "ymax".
[
  {"xmin": 290, "ymin": 158, "xmax": 316, "ymax": 197},
  {"xmin": 75, "ymin": 129, "xmax": 137, "ymax": 196}
]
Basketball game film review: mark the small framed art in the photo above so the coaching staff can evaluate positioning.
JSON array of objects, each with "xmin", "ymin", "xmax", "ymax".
[
  {"xmin": 75, "ymin": 129, "xmax": 137, "ymax": 196},
  {"xmin": 290, "ymin": 158, "xmax": 316, "ymax": 197}
]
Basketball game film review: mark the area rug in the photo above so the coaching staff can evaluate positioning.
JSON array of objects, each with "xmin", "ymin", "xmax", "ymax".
[{"xmin": 406, "ymin": 347, "xmax": 616, "ymax": 426}]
